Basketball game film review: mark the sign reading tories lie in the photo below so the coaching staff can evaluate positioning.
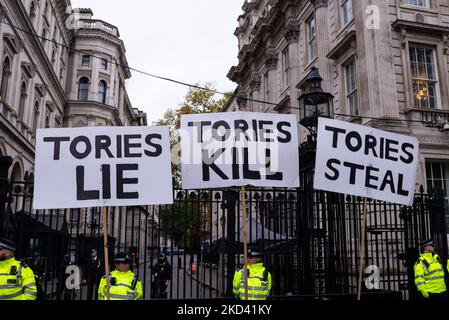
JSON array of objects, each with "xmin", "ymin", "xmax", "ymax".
[
  {"xmin": 33, "ymin": 126, "xmax": 173, "ymax": 209},
  {"xmin": 314, "ymin": 118, "xmax": 419, "ymax": 206},
  {"xmin": 181, "ymin": 112, "xmax": 300, "ymax": 189}
]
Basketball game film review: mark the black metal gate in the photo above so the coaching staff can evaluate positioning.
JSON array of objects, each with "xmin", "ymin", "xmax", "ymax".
[{"xmin": 0, "ymin": 156, "xmax": 447, "ymax": 300}]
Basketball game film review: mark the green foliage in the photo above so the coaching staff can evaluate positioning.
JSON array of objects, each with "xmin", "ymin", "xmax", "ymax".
[
  {"xmin": 154, "ymin": 83, "xmax": 232, "ymax": 187},
  {"xmin": 158, "ymin": 200, "xmax": 200, "ymax": 248}
]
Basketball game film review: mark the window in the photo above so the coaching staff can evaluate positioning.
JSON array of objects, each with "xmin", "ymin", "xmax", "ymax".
[
  {"xmin": 42, "ymin": 28, "xmax": 47, "ymax": 44},
  {"xmin": 341, "ymin": 0, "xmax": 353, "ymax": 26},
  {"xmin": 248, "ymin": 93, "xmax": 253, "ymax": 112},
  {"xmin": 282, "ymin": 47, "xmax": 290, "ymax": 88},
  {"xmin": 29, "ymin": 2, "xmax": 36, "ymax": 24},
  {"xmin": 78, "ymin": 77, "xmax": 89, "ymax": 101},
  {"xmin": 101, "ymin": 58, "xmax": 108, "ymax": 70},
  {"xmin": 345, "ymin": 59, "xmax": 358, "ymax": 115},
  {"xmin": 44, "ymin": 114, "xmax": 50, "ymax": 128},
  {"xmin": 409, "ymin": 46, "xmax": 439, "ymax": 109},
  {"xmin": 0, "ymin": 57, "xmax": 11, "ymax": 99},
  {"xmin": 426, "ymin": 162, "xmax": 449, "ymax": 225},
  {"xmin": 98, "ymin": 80, "xmax": 107, "ymax": 104},
  {"xmin": 264, "ymin": 72, "xmax": 269, "ymax": 101},
  {"xmin": 82, "ymin": 55, "xmax": 91, "ymax": 67},
  {"xmin": 405, "ymin": 0, "xmax": 429, "ymax": 7},
  {"xmin": 426, "ymin": 162, "xmax": 448, "ymax": 195},
  {"xmin": 307, "ymin": 16, "xmax": 317, "ymax": 61},
  {"xmin": 32, "ymin": 101, "xmax": 40, "ymax": 137},
  {"xmin": 19, "ymin": 82, "xmax": 27, "ymax": 120}
]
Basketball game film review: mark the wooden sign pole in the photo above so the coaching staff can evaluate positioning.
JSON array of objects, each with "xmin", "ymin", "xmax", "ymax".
[
  {"xmin": 240, "ymin": 185, "xmax": 249, "ymax": 300},
  {"xmin": 357, "ymin": 198, "xmax": 368, "ymax": 301},
  {"xmin": 102, "ymin": 207, "xmax": 111, "ymax": 300}
]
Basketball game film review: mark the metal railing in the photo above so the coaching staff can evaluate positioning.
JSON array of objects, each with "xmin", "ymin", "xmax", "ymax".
[{"xmin": 0, "ymin": 157, "xmax": 447, "ymax": 300}]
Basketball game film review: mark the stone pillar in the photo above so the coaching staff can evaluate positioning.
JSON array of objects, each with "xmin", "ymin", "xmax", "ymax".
[
  {"xmin": 90, "ymin": 50, "xmax": 100, "ymax": 102},
  {"xmin": 70, "ymin": 53, "xmax": 80, "ymax": 100},
  {"xmin": 87, "ymin": 114, "xmax": 96, "ymax": 127},
  {"xmin": 109, "ymin": 58, "xmax": 117, "ymax": 106},
  {"xmin": 355, "ymin": 0, "xmax": 399, "ymax": 119},
  {"xmin": 249, "ymin": 72, "xmax": 261, "ymax": 112},
  {"xmin": 285, "ymin": 23, "xmax": 300, "ymax": 115},
  {"xmin": 265, "ymin": 47, "xmax": 279, "ymax": 108},
  {"xmin": 310, "ymin": 0, "xmax": 332, "ymax": 93}
]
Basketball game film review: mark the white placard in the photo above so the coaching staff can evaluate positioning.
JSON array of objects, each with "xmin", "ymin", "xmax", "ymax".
[
  {"xmin": 314, "ymin": 118, "xmax": 419, "ymax": 206},
  {"xmin": 34, "ymin": 126, "xmax": 173, "ymax": 209},
  {"xmin": 181, "ymin": 112, "xmax": 300, "ymax": 189}
]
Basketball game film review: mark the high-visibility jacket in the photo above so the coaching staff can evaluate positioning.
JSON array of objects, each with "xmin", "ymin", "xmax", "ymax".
[
  {"xmin": 414, "ymin": 253, "xmax": 446, "ymax": 298},
  {"xmin": 232, "ymin": 263, "xmax": 271, "ymax": 300},
  {"xmin": 98, "ymin": 270, "xmax": 142, "ymax": 300},
  {"xmin": 0, "ymin": 257, "xmax": 37, "ymax": 300}
]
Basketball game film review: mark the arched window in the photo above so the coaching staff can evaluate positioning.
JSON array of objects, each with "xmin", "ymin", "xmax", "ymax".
[
  {"xmin": 0, "ymin": 57, "xmax": 11, "ymax": 99},
  {"xmin": 11, "ymin": 163, "xmax": 22, "ymax": 182},
  {"xmin": 30, "ymin": 2, "xmax": 36, "ymax": 24},
  {"xmin": 45, "ymin": 114, "xmax": 50, "ymax": 128},
  {"xmin": 19, "ymin": 82, "xmax": 28, "ymax": 120},
  {"xmin": 98, "ymin": 80, "xmax": 107, "ymax": 104},
  {"xmin": 32, "ymin": 101, "xmax": 40, "ymax": 136},
  {"xmin": 78, "ymin": 77, "xmax": 89, "ymax": 101}
]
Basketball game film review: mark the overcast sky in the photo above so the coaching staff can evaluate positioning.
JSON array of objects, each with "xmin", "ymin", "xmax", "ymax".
[{"xmin": 70, "ymin": 0, "xmax": 242, "ymax": 123}]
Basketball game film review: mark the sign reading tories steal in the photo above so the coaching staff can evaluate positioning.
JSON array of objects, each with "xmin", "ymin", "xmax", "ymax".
[
  {"xmin": 34, "ymin": 126, "xmax": 173, "ymax": 209},
  {"xmin": 314, "ymin": 118, "xmax": 419, "ymax": 206},
  {"xmin": 181, "ymin": 112, "xmax": 299, "ymax": 189}
]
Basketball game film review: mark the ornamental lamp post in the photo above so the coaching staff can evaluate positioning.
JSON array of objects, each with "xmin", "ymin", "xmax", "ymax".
[{"xmin": 298, "ymin": 67, "xmax": 334, "ymax": 136}]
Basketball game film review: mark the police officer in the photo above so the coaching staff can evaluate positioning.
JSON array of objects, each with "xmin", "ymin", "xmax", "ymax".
[
  {"xmin": 414, "ymin": 239, "xmax": 447, "ymax": 300},
  {"xmin": 31, "ymin": 252, "xmax": 46, "ymax": 300},
  {"xmin": 232, "ymin": 249, "xmax": 272, "ymax": 300},
  {"xmin": 151, "ymin": 253, "xmax": 171, "ymax": 298},
  {"xmin": 98, "ymin": 252, "xmax": 142, "ymax": 300},
  {"xmin": 85, "ymin": 249, "xmax": 102, "ymax": 300},
  {"xmin": 0, "ymin": 238, "xmax": 37, "ymax": 300}
]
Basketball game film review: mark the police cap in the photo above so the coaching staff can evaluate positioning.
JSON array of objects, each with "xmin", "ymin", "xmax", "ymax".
[
  {"xmin": 0, "ymin": 238, "xmax": 17, "ymax": 251},
  {"xmin": 248, "ymin": 249, "xmax": 263, "ymax": 258},
  {"xmin": 113, "ymin": 252, "xmax": 131, "ymax": 263},
  {"xmin": 419, "ymin": 239, "xmax": 434, "ymax": 249}
]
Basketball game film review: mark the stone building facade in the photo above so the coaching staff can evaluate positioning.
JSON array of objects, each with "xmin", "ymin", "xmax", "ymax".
[
  {"xmin": 0, "ymin": 0, "xmax": 146, "ymax": 184},
  {"xmin": 227, "ymin": 0, "xmax": 449, "ymax": 209},
  {"xmin": 0, "ymin": 0, "xmax": 150, "ymax": 257}
]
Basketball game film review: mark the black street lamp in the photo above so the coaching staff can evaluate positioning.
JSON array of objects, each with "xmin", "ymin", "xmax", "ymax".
[{"xmin": 298, "ymin": 67, "xmax": 334, "ymax": 136}]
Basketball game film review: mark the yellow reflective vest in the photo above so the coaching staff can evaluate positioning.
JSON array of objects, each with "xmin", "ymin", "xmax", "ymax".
[
  {"xmin": 0, "ymin": 257, "xmax": 37, "ymax": 300},
  {"xmin": 98, "ymin": 270, "xmax": 142, "ymax": 300},
  {"xmin": 414, "ymin": 253, "xmax": 446, "ymax": 298},
  {"xmin": 232, "ymin": 263, "xmax": 272, "ymax": 300}
]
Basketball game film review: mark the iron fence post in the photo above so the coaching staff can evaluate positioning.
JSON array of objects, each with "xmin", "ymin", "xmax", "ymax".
[
  {"xmin": 223, "ymin": 189, "xmax": 237, "ymax": 297},
  {"xmin": 0, "ymin": 156, "xmax": 13, "ymax": 238}
]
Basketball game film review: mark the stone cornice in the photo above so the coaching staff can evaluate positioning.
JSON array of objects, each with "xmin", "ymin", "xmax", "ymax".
[
  {"xmin": 265, "ymin": 47, "xmax": 279, "ymax": 70},
  {"xmin": 66, "ymin": 100, "xmax": 124, "ymax": 126},
  {"xmin": 284, "ymin": 27, "xmax": 300, "ymax": 44},
  {"xmin": 236, "ymin": 91, "xmax": 248, "ymax": 109},
  {"xmin": 392, "ymin": 19, "xmax": 449, "ymax": 35},
  {"xmin": 250, "ymin": 72, "xmax": 261, "ymax": 91},
  {"xmin": 0, "ymin": 112, "xmax": 35, "ymax": 154},
  {"xmin": 327, "ymin": 30, "xmax": 357, "ymax": 60},
  {"xmin": 309, "ymin": 0, "xmax": 329, "ymax": 9}
]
